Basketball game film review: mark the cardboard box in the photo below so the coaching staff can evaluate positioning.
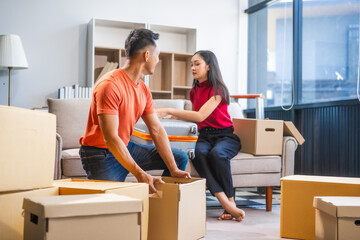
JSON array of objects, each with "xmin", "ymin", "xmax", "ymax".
[
  {"xmin": 0, "ymin": 187, "xmax": 59, "ymax": 240},
  {"xmin": 313, "ymin": 197, "xmax": 360, "ymax": 240},
  {"xmin": 148, "ymin": 177, "xmax": 206, "ymax": 240},
  {"xmin": 23, "ymin": 194, "xmax": 142, "ymax": 240},
  {"xmin": 0, "ymin": 106, "xmax": 56, "ymax": 192},
  {"xmin": 233, "ymin": 118, "xmax": 284, "ymax": 155},
  {"xmin": 233, "ymin": 118, "xmax": 305, "ymax": 156},
  {"xmin": 280, "ymin": 175, "xmax": 360, "ymax": 240},
  {"xmin": 53, "ymin": 179, "xmax": 149, "ymax": 240}
]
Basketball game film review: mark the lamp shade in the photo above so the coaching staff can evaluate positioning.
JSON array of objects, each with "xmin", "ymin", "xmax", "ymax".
[{"xmin": 0, "ymin": 34, "xmax": 28, "ymax": 70}]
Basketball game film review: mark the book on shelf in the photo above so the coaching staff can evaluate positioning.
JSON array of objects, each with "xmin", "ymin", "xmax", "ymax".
[
  {"xmin": 96, "ymin": 62, "xmax": 110, "ymax": 82},
  {"xmin": 57, "ymin": 85, "xmax": 93, "ymax": 99},
  {"xmin": 96, "ymin": 61, "xmax": 119, "ymax": 82}
]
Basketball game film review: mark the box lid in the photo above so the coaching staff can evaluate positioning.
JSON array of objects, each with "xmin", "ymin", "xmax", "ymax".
[
  {"xmin": 281, "ymin": 175, "xmax": 360, "ymax": 184},
  {"xmin": 313, "ymin": 196, "xmax": 360, "ymax": 218},
  {"xmin": 284, "ymin": 121, "xmax": 305, "ymax": 145},
  {"xmin": 23, "ymin": 193, "xmax": 142, "ymax": 218}
]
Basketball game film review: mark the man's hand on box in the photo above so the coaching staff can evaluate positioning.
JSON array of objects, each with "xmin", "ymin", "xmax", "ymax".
[
  {"xmin": 170, "ymin": 169, "xmax": 191, "ymax": 179},
  {"xmin": 137, "ymin": 171, "xmax": 164, "ymax": 193}
]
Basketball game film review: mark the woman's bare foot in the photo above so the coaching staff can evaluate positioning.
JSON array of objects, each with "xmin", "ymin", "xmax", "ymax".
[
  {"xmin": 215, "ymin": 192, "xmax": 246, "ymax": 222},
  {"xmin": 217, "ymin": 210, "xmax": 233, "ymax": 220},
  {"xmin": 232, "ymin": 208, "xmax": 246, "ymax": 222}
]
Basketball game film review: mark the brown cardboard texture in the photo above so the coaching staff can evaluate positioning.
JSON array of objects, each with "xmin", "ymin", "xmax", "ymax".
[
  {"xmin": 284, "ymin": 121, "xmax": 305, "ymax": 145},
  {"xmin": 53, "ymin": 179, "xmax": 148, "ymax": 240},
  {"xmin": 233, "ymin": 118, "xmax": 284, "ymax": 155},
  {"xmin": 280, "ymin": 175, "xmax": 360, "ymax": 240},
  {"xmin": 313, "ymin": 197, "xmax": 360, "ymax": 240},
  {"xmin": 0, "ymin": 106, "xmax": 56, "ymax": 192},
  {"xmin": 0, "ymin": 187, "xmax": 59, "ymax": 240},
  {"xmin": 148, "ymin": 177, "xmax": 206, "ymax": 240},
  {"xmin": 23, "ymin": 194, "xmax": 142, "ymax": 240}
]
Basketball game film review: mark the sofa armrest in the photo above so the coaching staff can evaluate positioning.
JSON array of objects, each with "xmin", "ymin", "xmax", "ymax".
[
  {"xmin": 281, "ymin": 136, "xmax": 298, "ymax": 178},
  {"xmin": 54, "ymin": 133, "xmax": 63, "ymax": 180}
]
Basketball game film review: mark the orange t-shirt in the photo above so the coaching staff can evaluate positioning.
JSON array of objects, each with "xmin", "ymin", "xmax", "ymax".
[{"xmin": 79, "ymin": 69, "xmax": 154, "ymax": 148}]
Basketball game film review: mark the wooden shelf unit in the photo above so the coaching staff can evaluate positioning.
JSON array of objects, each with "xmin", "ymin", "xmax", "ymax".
[{"xmin": 88, "ymin": 18, "xmax": 196, "ymax": 100}]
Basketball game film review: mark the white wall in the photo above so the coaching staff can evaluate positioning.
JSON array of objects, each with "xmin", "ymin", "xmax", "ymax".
[{"xmin": 0, "ymin": 0, "xmax": 243, "ymax": 108}]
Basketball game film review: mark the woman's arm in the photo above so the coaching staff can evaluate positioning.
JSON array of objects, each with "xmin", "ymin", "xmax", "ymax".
[{"xmin": 156, "ymin": 95, "xmax": 222, "ymax": 122}]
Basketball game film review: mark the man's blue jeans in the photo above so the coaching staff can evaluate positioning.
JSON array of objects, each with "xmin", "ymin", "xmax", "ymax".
[{"xmin": 79, "ymin": 141, "xmax": 188, "ymax": 181}]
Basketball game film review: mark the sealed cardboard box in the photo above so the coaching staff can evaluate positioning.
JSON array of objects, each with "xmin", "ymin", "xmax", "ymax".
[
  {"xmin": 0, "ymin": 106, "xmax": 56, "ymax": 192},
  {"xmin": 23, "ymin": 194, "xmax": 142, "ymax": 240},
  {"xmin": 0, "ymin": 187, "xmax": 59, "ymax": 240},
  {"xmin": 53, "ymin": 179, "xmax": 148, "ymax": 240},
  {"xmin": 313, "ymin": 197, "xmax": 360, "ymax": 240},
  {"xmin": 233, "ymin": 118, "xmax": 284, "ymax": 155},
  {"xmin": 148, "ymin": 177, "xmax": 206, "ymax": 240},
  {"xmin": 280, "ymin": 175, "xmax": 360, "ymax": 240}
]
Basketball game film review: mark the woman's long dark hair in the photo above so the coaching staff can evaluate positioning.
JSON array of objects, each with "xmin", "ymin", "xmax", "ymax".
[{"xmin": 192, "ymin": 50, "xmax": 230, "ymax": 105}]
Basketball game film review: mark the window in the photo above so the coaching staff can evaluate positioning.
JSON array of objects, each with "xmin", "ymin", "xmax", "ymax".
[
  {"xmin": 248, "ymin": 0, "xmax": 293, "ymax": 108},
  {"xmin": 246, "ymin": 0, "xmax": 360, "ymax": 107},
  {"xmin": 302, "ymin": 0, "xmax": 359, "ymax": 103}
]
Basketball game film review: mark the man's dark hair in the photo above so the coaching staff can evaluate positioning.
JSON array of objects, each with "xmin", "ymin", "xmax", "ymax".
[{"xmin": 125, "ymin": 29, "xmax": 159, "ymax": 58}]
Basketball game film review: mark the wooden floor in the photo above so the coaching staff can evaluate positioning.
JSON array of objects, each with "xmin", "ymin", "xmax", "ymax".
[{"xmin": 203, "ymin": 188, "xmax": 294, "ymax": 240}]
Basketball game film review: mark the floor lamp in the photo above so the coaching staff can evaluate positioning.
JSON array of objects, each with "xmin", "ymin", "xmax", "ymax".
[{"xmin": 0, "ymin": 34, "xmax": 28, "ymax": 106}]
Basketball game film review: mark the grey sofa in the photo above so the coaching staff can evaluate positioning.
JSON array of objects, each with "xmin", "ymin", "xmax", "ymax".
[{"xmin": 48, "ymin": 98, "xmax": 298, "ymax": 211}]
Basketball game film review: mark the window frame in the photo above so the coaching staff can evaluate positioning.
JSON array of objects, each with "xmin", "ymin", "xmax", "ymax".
[{"xmin": 245, "ymin": 0, "xmax": 360, "ymax": 110}]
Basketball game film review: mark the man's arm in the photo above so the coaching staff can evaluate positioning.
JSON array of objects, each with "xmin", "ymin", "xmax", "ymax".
[
  {"xmin": 141, "ymin": 113, "xmax": 191, "ymax": 178},
  {"xmin": 156, "ymin": 95, "xmax": 222, "ymax": 122},
  {"xmin": 98, "ymin": 114, "xmax": 163, "ymax": 193}
]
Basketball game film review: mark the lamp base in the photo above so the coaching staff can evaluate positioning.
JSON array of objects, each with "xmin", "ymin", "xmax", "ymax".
[{"xmin": 8, "ymin": 67, "xmax": 12, "ymax": 106}]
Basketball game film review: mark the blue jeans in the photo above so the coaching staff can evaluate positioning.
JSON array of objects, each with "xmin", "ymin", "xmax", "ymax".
[
  {"xmin": 192, "ymin": 127, "xmax": 241, "ymax": 198},
  {"xmin": 79, "ymin": 141, "xmax": 188, "ymax": 181}
]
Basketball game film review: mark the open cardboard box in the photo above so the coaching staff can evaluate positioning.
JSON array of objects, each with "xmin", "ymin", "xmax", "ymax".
[
  {"xmin": 233, "ymin": 118, "xmax": 304, "ymax": 155},
  {"xmin": 148, "ymin": 177, "xmax": 206, "ymax": 240},
  {"xmin": 0, "ymin": 180, "xmax": 148, "ymax": 240},
  {"xmin": 53, "ymin": 179, "xmax": 148, "ymax": 240}
]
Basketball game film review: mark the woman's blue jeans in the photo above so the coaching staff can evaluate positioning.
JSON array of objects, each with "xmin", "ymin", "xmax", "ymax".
[{"xmin": 79, "ymin": 141, "xmax": 188, "ymax": 181}]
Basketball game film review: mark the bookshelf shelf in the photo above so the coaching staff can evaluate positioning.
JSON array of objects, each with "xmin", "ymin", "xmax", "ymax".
[{"xmin": 88, "ymin": 18, "xmax": 196, "ymax": 100}]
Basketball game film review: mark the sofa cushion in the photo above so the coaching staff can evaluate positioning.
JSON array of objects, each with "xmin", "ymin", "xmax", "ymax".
[
  {"xmin": 228, "ymin": 102, "xmax": 245, "ymax": 119},
  {"xmin": 231, "ymin": 152, "xmax": 281, "ymax": 174},
  {"xmin": 61, "ymin": 148, "xmax": 87, "ymax": 177},
  {"xmin": 48, "ymin": 98, "xmax": 91, "ymax": 150}
]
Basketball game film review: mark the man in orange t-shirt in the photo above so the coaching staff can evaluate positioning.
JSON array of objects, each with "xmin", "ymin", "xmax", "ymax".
[{"xmin": 79, "ymin": 29, "xmax": 190, "ymax": 193}]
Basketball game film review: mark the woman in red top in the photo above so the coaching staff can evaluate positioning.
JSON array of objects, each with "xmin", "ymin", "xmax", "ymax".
[{"xmin": 156, "ymin": 50, "xmax": 245, "ymax": 222}]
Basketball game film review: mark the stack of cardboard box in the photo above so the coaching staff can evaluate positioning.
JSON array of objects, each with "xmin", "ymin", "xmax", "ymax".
[
  {"xmin": 0, "ymin": 106, "xmax": 148, "ymax": 239},
  {"xmin": 0, "ymin": 106, "xmax": 207, "ymax": 240}
]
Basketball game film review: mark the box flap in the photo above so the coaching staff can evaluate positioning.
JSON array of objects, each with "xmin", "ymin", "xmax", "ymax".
[
  {"xmin": 177, "ymin": 179, "xmax": 206, "ymax": 240},
  {"xmin": 23, "ymin": 194, "xmax": 142, "ymax": 218},
  {"xmin": 313, "ymin": 197, "xmax": 337, "ymax": 217},
  {"xmin": 314, "ymin": 197, "xmax": 360, "ymax": 218},
  {"xmin": 161, "ymin": 177, "xmax": 204, "ymax": 184},
  {"xmin": 284, "ymin": 121, "xmax": 305, "ymax": 145},
  {"xmin": 148, "ymin": 181, "xmax": 180, "ymax": 240}
]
